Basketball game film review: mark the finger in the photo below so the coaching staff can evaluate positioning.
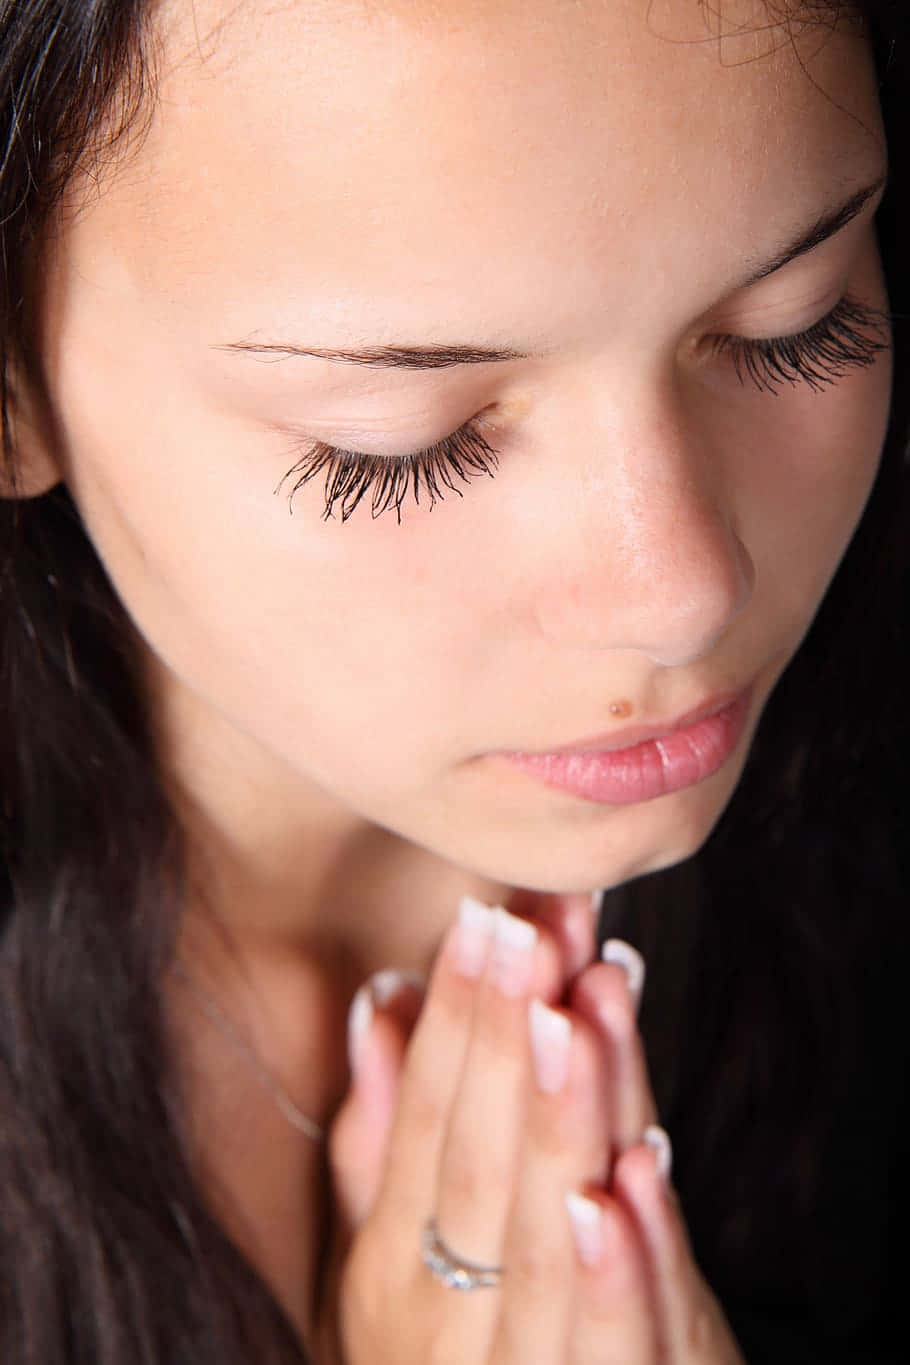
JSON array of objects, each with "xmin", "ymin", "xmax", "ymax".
[
  {"xmin": 571, "ymin": 948, "xmax": 658, "ymax": 1155},
  {"xmin": 371, "ymin": 898, "xmax": 562, "ymax": 1248},
  {"xmin": 613, "ymin": 1134, "xmax": 745, "ymax": 1365},
  {"xmin": 492, "ymin": 1000, "xmax": 613, "ymax": 1361},
  {"xmin": 563, "ymin": 1189, "xmax": 660, "ymax": 1364},
  {"xmin": 330, "ymin": 970, "xmax": 425, "ymax": 1230},
  {"xmin": 432, "ymin": 905, "xmax": 543, "ymax": 1267}
]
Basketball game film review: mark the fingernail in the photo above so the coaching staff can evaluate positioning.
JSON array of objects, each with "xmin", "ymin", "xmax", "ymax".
[
  {"xmin": 601, "ymin": 938, "xmax": 646, "ymax": 1012},
  {"xmin": 528, "ymin": 998, "xmax": 572, "ymax": 1093},
  {"xmin": 490, "ymin": 907, "xmax": 538, "ymax": 997},
  {"xmin": 346, "ymin": 969, "xmax": 423, "ymax": 1075},
  {"xmin": 371, "ymin": 967, "xmax": 425, "ymax": 1007},
  {"xmin": 456, "ymin": 895, "xmax": 496, "ymax": 978},
  {"xmin": 565, "ymin": 1191, "xmax": 605, "ymax": 1268},
  {"xmin": 643, "ymin": 1123, "xmax": 673, "ymax": 1181},
  {"xmin": 347, "ymin": 982, "xmax": 374, "ymax": 1076}
]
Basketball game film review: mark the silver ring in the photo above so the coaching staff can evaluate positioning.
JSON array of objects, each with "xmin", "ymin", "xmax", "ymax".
[{"xmin": 421, "ymin": 1218, "xmax": 504, "ymax": 1291}]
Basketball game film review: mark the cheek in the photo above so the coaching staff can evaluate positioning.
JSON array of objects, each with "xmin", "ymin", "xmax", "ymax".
[{"xmin": 49, "ymin": 340, "xmax": 489, "ymax": 793}]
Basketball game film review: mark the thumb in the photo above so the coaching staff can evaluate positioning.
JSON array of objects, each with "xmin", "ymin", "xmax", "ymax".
[{"xmin": 329, "ymin": 970, "xmax": 424, "ymax": 1233}]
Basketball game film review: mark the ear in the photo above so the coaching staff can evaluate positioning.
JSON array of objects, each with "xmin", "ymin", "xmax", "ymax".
[{"xmin": 0, "ymin": 365, "xmax": 62, "ymax": 499}]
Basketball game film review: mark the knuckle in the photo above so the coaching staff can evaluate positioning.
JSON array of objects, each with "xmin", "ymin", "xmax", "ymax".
[
  {"xmin": 469, "ymin": 1005, "xmax": 522, "ymax": 1065},
  {"xmin": 400, "ymin": 1079, "xmax": 449, "ymax": 1143},
  {"xmin": 527, "ymin": 1102, "xmax": 578, "ymax": 1157},
  {"xmin": 440, "ymin": 1139, "xmax": 512, "ymax": 1207}
]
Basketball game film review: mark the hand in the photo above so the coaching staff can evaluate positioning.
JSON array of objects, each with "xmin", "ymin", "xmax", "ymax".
[{"xmin": 322, "ymin": 894, "xmax": 746, "ymax": 1365}]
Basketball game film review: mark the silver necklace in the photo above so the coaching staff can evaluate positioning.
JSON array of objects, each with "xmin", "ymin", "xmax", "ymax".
[{"xmin": 173, "ymin": 962, "xmax": 326, "ymax": 1143}]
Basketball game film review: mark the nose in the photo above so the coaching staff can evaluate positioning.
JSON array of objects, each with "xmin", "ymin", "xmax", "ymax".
[{"xmin": 531, "ymin": 385, "xmax": 754, "ymax": 666}]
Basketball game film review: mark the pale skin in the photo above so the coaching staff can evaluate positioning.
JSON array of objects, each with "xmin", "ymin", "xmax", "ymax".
[{"xmin": 10, "ymin": 0, "xmax": 892, "ymax": 1357}]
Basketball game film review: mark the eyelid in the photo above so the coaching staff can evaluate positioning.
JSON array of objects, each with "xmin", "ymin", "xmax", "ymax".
[
  {"xmin": 718, "ymin": 288, "xmax": 845, "ymax": 341},
  {"xmin": 714, "ymin": 211, "xmax": 880, "ymax": 333},
  {"xmin": 273, "ymin": 407, "xmax": 500, "ymax": 463},
  {"xmin": 701, "ymin": 288, "xmax": 846, "ymax": 355},
  {"xmin": 269, "ymin": 413, "xmax": 447, "ymax": 452},
  {"xmin": 712, "ymin": 294, "xmax": 888, "ymax": 395}
]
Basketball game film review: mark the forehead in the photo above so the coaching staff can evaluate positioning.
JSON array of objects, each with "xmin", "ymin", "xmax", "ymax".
[{"xmin": 72, "ymin": 0, "xmax": 880, "ymax": 346}]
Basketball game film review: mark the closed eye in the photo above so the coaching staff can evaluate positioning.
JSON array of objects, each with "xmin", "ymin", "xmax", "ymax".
[
  {"xmin": 275, "ymin": 420, "xmax": 500, "ymax": 523},
  {"xmin": 712, "ymin": 295, "xmax": 889, "ymax": 394}
]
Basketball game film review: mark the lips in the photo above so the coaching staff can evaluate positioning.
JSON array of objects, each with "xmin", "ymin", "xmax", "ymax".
[{"xmin": 497, "ymin": 689, "xmax": 753, "ymax": 805}]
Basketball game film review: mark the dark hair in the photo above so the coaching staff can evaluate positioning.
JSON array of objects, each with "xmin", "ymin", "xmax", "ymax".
[
  {"xmin": 0, "ymin": 3, "xmax": 309, "ymax": 1360},
  {"xmin": 1, "ymin": 3, "xmax": 908, "ymax": 1362}
]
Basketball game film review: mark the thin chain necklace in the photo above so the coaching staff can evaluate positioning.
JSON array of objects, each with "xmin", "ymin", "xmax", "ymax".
[{"xmin": 173, "ymin": 961, "xmax": 326, "ymax": 1143}]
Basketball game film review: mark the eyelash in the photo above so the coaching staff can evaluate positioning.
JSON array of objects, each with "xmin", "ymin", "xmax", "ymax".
[
  {"xmin": 278, "ymin": 295, "xmax": 889, "ymax": 524},
  {"xmin": 715, "ymin": 296, "xmax": 889, "ymax": 395},
  {"xmin": 278, "ymin": 422, "xmax": 500, "ymax": 524}
]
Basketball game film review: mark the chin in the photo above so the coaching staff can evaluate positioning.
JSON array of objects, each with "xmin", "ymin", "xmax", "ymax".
[{"xmin": 468, "ymin": 771, "xmax": 743, "ymax": 896}]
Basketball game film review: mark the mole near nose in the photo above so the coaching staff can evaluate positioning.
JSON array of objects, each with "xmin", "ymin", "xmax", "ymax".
[{"xmin": 608, "ymin": 700, "xmax": 634, "ymax": 719}]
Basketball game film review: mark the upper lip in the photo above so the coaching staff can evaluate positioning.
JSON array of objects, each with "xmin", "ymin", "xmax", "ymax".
[{"xmin": 508, "ymin": 688, "xmax": 747, "ymax": 757}]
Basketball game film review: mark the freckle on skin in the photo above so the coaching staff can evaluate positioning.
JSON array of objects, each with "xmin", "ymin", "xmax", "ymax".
[{"xmin": 609, "ymin": 700, "xmax": 633, "ymax": 718}]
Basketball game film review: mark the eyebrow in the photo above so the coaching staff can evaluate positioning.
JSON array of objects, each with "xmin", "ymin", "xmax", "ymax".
[
  {"xmin": 219, "ymin": 339, "xmax": 531, "ymax": 370},
  {"xmin": 740, "ymin": 173, "xmax": 886, "ymax": 286},
  {"xmin": 218, "ymin": 174, "xmax": 886, "ymax": 372}
]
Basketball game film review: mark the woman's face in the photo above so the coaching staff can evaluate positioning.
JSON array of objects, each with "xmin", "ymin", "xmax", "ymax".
[{"xmin": 36, "ymin": 0, "xmax": 890, "ymax": 892}]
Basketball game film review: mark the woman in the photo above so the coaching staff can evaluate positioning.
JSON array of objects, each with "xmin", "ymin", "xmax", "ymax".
[{"xmin": 2, "ymin": 0, "xmax": 908, "ymax": 1361}]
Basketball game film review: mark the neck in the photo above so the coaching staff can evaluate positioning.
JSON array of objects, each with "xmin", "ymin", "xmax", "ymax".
[{"xmin": 152, "ymin": 673, "xmax": 510, "ymax": 1123}]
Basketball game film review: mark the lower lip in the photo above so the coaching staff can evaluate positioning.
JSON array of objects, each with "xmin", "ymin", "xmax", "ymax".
[{"xmin": 500, "ymin": 692, "xmax": 752, "ymax": 806}]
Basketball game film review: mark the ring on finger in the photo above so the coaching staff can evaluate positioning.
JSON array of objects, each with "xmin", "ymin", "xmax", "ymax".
[{"xmin": 421, "ymin": 1218, "xmax": 505, "ymax": 1291}]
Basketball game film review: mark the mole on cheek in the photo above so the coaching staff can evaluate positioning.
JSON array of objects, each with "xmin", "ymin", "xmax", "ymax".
[{"xmin": 609, "ymin": 700, "xmax": 634, "ymax": 719}]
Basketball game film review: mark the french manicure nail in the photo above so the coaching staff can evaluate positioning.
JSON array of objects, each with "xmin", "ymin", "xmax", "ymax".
[
  {"xmin": 371, "ymin": 967, "xmax": 425, "ymax": 1007},
  {"xmin": 490, "ymin": 907, "xmax": 538, "ymax": 996},
  {"xmin": 601, "ymin": 938, "xmax": 646, "ymax": 1011},
  {"xmin": 643, "ymin": 1123, "xmax": 673, "ymax": 1181},
  {"xmin": 456, "ymin": 895, "xmax": 496, "ymax": 978},
  {"xmin": 347, "ymin": 969, "xmax": 425, "ymax": 1075},
  {"xmin": 528, "ymin": 998, "xmax": 572, "ymax": 1093},
  {"xmin": 347, "ymin": 982, "xmax": 374, "ymax": 1076},
  {"xmin": 565, "ymin": 1191, "xmax": 605, "ymax": 1268}
]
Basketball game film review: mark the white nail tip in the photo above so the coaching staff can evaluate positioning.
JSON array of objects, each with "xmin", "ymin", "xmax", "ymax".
[
  {"xmin": 457, "ymin": 895, "xmax": 498, "ymax": 932},
  {"xmin": 565, "ymin": 1191, "xmax": 604, "ymax": 1267},
  {"xmin": 492, "ymin": 907, "xmax": 538, "ymax": 951},
  {"xmin": 528, "ymin": 998, "xmax": 571, "ymax": 1093},
  {"xmin": 456, "ymin": 895, "xmax": 497, "ymax": 976},
  {"xmin": 346, "ymin": 983, "xmax": 373, "ymax": 1075},
  {"xmin": 643, "ymin": 1124, "xmax": 673, "ymax": 1181},
  {"xmin": 529, "ymin": 997, "xmax": 571, "ymax": 1042},
  {"xmin": 601, "ymin": 938, "xmax": 646, "ymax": 1003},
  {"xmin": 348, "ymin": 970, "xmax": 425, "ymax": 1074},
  {"xmin": 370, "ymin": 968, "xmax": 424, "ymax": 1006}
]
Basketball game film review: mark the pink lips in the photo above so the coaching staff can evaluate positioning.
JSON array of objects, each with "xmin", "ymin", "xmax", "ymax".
[{"xmin": 500, "ymin": 691, "xmax": 752, "ymax": 805}]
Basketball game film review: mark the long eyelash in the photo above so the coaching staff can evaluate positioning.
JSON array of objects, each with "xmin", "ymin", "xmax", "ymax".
[
  {"xmin": 718, "ymin": 297, "xmax": 890, "ymax": 394},
  {"xmin": 276, "ymin": 421, "xmax": 499, "ymax": 523}
]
